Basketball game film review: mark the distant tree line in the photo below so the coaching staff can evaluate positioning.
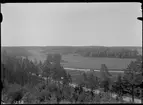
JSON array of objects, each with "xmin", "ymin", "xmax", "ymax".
[
  {"xmin": 41, "ymin": 46, "xmax": 141, "ymax": 59},
  {"xmin": 75, "ymin": 47, "xmax": 140, "ymax": 58}
]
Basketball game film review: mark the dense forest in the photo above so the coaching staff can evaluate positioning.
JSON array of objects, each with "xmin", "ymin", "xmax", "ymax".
[
  {"xmin": 39, "ymin": 46, "xmax": 142, "ymax": 59},
  {"xmin": 74, "ymin": 47, "xmax": 140, "ymax": 59},
  {"xmin": 1, "ymin": 50, "xmax": 143, "ymax": 104}
]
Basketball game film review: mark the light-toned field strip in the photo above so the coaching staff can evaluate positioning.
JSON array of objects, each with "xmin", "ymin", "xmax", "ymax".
[{"xmin": 64, "ymin": 67, "xmax": 124, "ymax": 73}]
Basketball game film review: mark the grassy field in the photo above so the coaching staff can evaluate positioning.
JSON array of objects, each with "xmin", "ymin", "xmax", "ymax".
[{"xmin": 61, "ymin": 54, "xmax": 135, "ymax": 70}]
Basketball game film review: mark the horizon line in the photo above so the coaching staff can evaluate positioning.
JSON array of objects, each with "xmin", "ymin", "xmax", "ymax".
[{"xmin": 1, "ymin": 45, "xmax": 142, "ymax": 47}]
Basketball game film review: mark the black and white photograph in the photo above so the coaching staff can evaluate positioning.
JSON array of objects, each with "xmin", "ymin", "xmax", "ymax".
[{"xmin": 1, "ymin": 3, "xmax": 142, "ymax": 104}]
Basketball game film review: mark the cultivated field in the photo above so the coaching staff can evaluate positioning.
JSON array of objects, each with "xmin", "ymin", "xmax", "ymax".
[{"xmin": 61, "ymin": 54, "xmax": 135, "ymax": 70}]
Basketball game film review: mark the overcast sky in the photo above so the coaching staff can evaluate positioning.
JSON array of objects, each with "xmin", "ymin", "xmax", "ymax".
[{"xmin": 1, "ymin": 3, "xmax": 142, "ymax": 46}]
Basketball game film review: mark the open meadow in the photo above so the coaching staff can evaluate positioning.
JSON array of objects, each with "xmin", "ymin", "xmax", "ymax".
[{"xmin": 61, "ymin": 54, "xmax": 135, "ymax": 70}]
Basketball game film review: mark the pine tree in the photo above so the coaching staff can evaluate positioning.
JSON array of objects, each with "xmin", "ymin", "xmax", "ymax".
[
  {"xmin": 100, "ymin": 64, "xmax": 112, "ymax": 92},
  {"xmin": 123, "ymin": 56, "xmax": 143, "ymax": 103},
  {"xmin": 112, "ymin": 74, "xmax": 124, "ymax": 100}
]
